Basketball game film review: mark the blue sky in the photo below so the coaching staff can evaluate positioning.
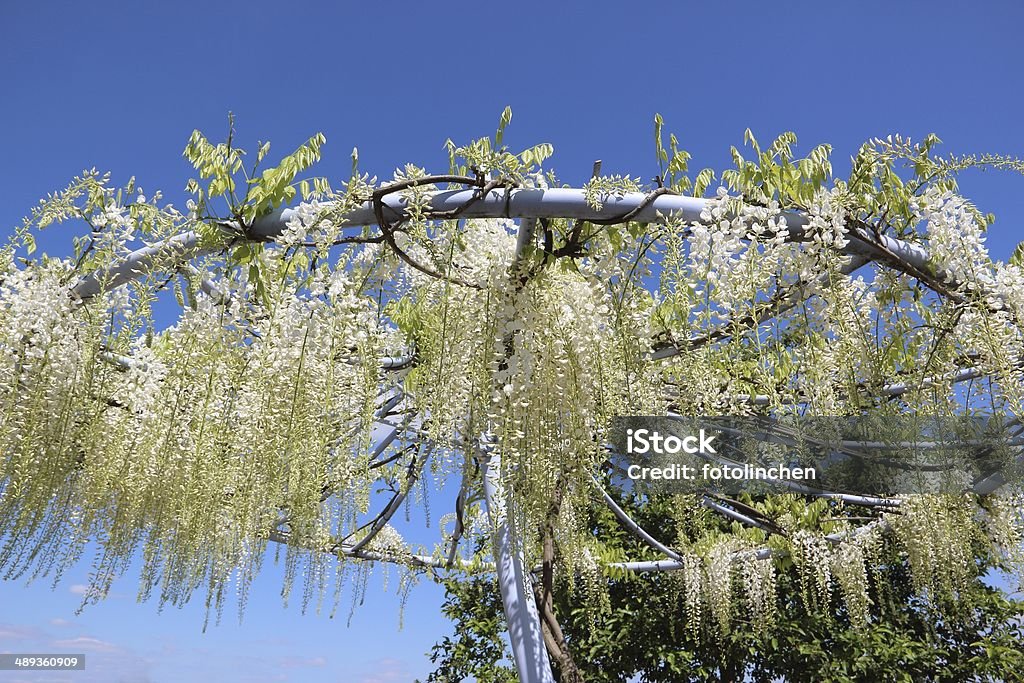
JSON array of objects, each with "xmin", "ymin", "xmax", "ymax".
[{"xmin": 2, "ymin": 1, "xmax": 1024, "ymax": 681}]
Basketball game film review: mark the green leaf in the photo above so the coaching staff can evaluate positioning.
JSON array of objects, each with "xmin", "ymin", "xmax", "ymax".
[
  {"xmin": 1010, "ymin": 241, "xmax": 1024, "ymax": 267},
  {"xmin": 496, "ymin": 106, "xmax": 513, "ymax": 147}
]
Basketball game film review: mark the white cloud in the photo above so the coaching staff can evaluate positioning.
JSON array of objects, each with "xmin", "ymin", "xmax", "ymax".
[
  {"xmin": 49, "ymin": 618, "xmax": 72, "ymax": 627},
  {"xmin": 355, "ymin": 658, "xmax": 409, "ymax": 683},
  {"xmin": 51, "ymin": 636, "xmax": 120, "ymax": 653},
  {"xmin": 63, "ymin": 583, "xmax": 118, "ymax": 599},
  {"xmin": 0, "ymin": 623, "xmax": 42, "ymax": 641},
  {"xmin": 280, "ymin": 656, "xmax": 327, "ymax": 668}
]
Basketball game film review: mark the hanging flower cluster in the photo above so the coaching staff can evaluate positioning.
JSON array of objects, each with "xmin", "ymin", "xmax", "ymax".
[
  {"xmin": 0, "ymin": 211, "xmax": 385, "ymax": 620},
  {"xmin": 0, "ymin": 120, "xmax": 1021, "ymax": 644}
]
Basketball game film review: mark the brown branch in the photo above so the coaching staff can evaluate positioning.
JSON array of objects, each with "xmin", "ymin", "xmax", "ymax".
[
  {"xmin": 430, "ymin": 176, "xmax": 515, "ymax": 220},
  {"xmin": 295, "ymin": 234, "xmax": 387, "ymax": 248},
  {"xmin": 585, "ymin": 186, "xmax": 677, "ymax": 226},
  {"xmin": 373, "ymin": 174, "xmax": 483, "ymax": 198},
  {"xmin": 549, "ymin": 186, "xmax": 679, "ymax": 262},
  {"xmin": 371, "ymin": 182, "xmax": 485, "ymax": 289},
  {"xmin": 651, "ymin": 255, "xmax": 869, "ymax": 360},
  {"xmin": 532, "ymin": 476, "xmax": 584, "ymax": 683},
  {"xmin": 533, "ymin": 577, "xmax": 584, "ymax": 683},
  {"xmin": 446, "ymin": 458, "xmax": 479, "ymax": 568},
  {"xmin": 845, "ymin": 218, "xmax": 962, "ymax": 302}
]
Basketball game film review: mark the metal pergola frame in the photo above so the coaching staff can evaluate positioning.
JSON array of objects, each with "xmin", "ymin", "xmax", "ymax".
[{"xmin": 69, "ymin": 183, "xmax": 1024, "ymax": 683}]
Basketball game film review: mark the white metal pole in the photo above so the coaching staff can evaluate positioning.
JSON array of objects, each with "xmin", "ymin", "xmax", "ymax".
[{"xmin": 479, "ymin": 436, "xmax": 555, "ymax": 683}]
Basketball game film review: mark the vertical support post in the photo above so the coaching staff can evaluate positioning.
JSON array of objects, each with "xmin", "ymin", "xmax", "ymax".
[
  {"xmin": 479, "ymin": 435, "xmax": 555, "ymax": 683},
  {"xmin": 474, "ymin": 215, "xmax": 554, "ymax": 683}
]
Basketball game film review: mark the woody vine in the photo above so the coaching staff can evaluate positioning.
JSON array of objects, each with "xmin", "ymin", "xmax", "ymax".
[{"xmin": 1, "ymin": 109, "xmax": 1023, "ymax": 681}]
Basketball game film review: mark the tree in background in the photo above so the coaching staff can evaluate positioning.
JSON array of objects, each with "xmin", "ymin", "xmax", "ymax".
[
  {"xmin": 428, "ymin": 487, "xmax": 1024, "ymax": 682},
  {"xmin": 1, "ymin": 110, "xmax": 1023, "ymax": 680}
]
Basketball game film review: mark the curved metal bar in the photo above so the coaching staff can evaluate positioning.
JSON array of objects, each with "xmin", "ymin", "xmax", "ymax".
[
  {"xmin": 380, "ymin": 354, "xmax": 415, "ymax": 369},
  {"xmin": 592, "ymin": 476, "xmax": 683, "ymax": 561},
  {"xmin": 348, "ymin": 443, "xmax": 432, "ymax": 554},
  {"xmin": 267, "ymin": 528, "xmax": 492, "ymax": 572},
  {"xmin": 242, "ymin": 186, "xmax": 983, "ymax": 316},
  {"xmin": 181, "ymin": 264, "xmax": 229, "ymax": 304},
  {"xmin": 972, "ymin": 419, "xmax": 1024, "ymax": 496},
  {"xmin": 374, "ymin": 388, "xmax": 405, "ymax": 419},
  {"xmin": 97, "ymin": 350, "xmax": 142, "ymax": 372},
  {"xmin": 480, "ymin": 213, "xmax": 555, "ymax": 683}
]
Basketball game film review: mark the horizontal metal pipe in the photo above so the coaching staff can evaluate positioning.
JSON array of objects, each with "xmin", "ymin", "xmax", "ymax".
[
  {"xmin": 70, "ymin": 188, "xmax": 963, "ymax": 317},
  {"xmin": 611, "ymin": 518, "xmax": 890, "ymax": 572},
  {"xmin": 247, "ymin": 188, "xmax": 743, "ymax": 238},
  {"xmin": 72, "ymin": 230, "xmax": 209, "ymax": 300}
]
